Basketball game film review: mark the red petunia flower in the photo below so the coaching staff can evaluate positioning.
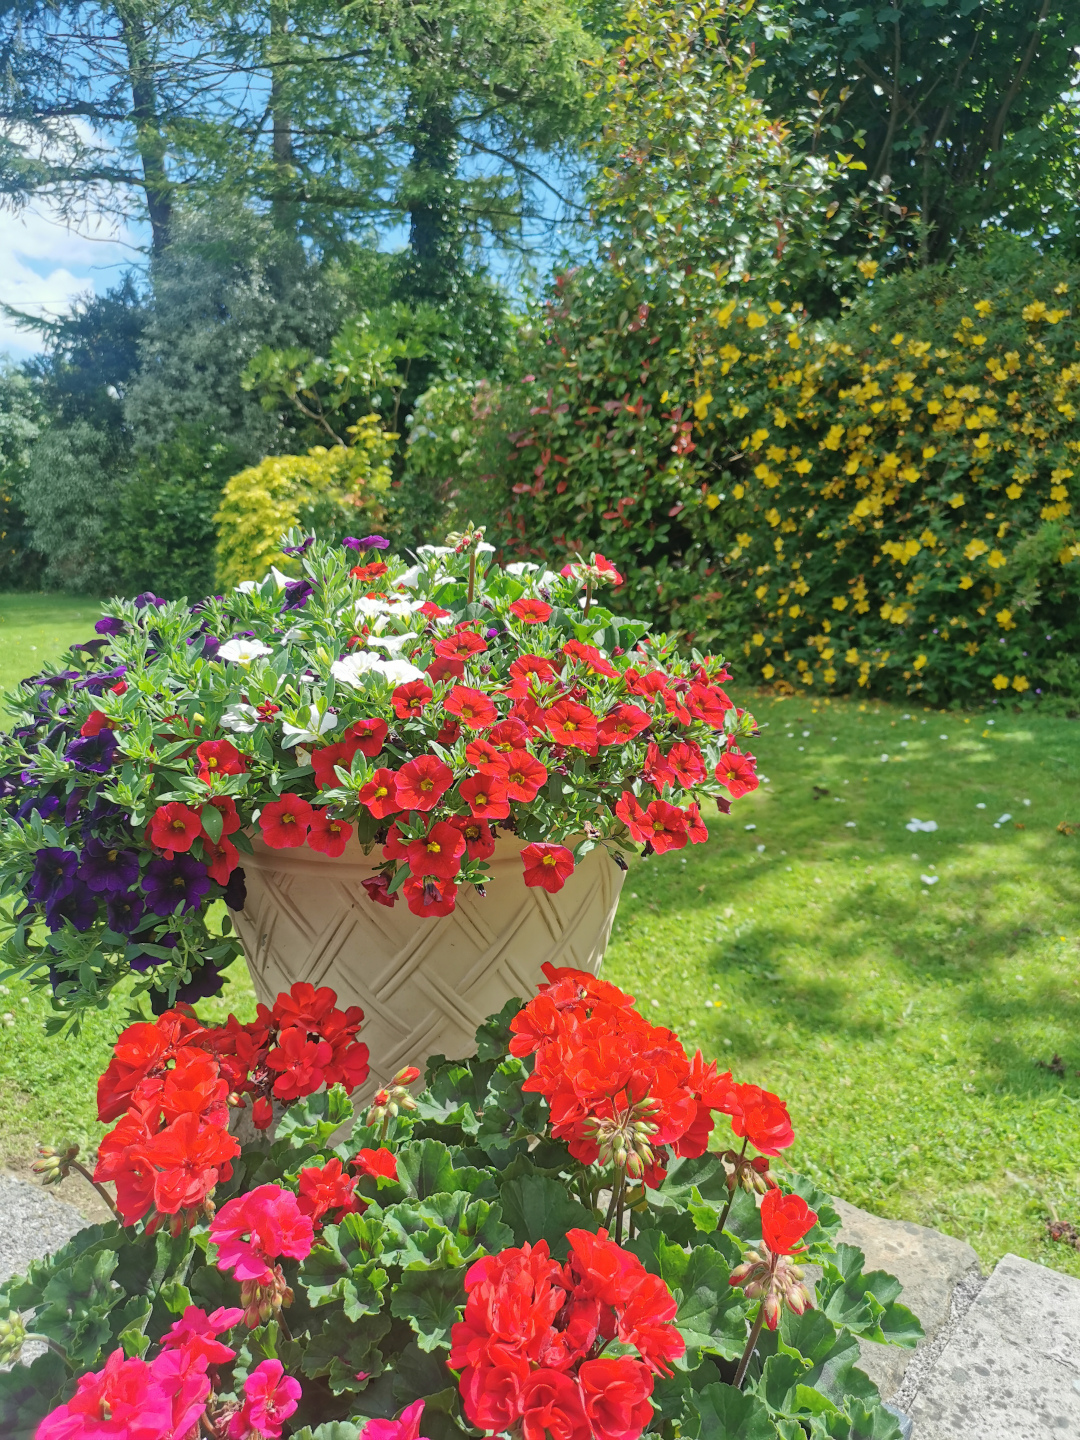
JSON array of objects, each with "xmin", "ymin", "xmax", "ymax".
[
  {"xmin": 502, "ymin": 749, "xmax": 548, "ymax": 802},
  {"xmin": 307, "ymin": 809, "xmax": 353, "ymax": 858},
  {"xmin": 685, "ymin": 801, "xmax": 709, "ymax": 844},
  {"xmin": 444, "ymin": 685, "xmax": 498, "ymax": 729},
  {"xmin": 459, "ymin": 768, "xmax": 510, "ymax": 819},
  {"xmin": 488, "ymin": 717, "xmax": 530, "ymax": 752},
  {"xmin": 392, "ymin": 679, "xmax": 433, "ymax": 719},
  {"xmin": 615, "ymin": 791, "xmax": 648, "ymax": 843},
  {"xmin": 563, "ymin": 640, "xmax": 618, "ymax": 678},
  {"xmin": 150, "ymin": 802, "xmax": 204, "ymax": 854},
  {"xmin": 203, "ymin": 794, "xmax": 241, "ymax": 837},
  {"xmin": 359, "ymin": 768, "xmax": 401, "ymax": 818},
  {"xmin": 395, "ymin": 755, "xmax": 453, "ymax": 812},
  {"xmin": 641, "ymin": 800, "xmax": 689, "ymax": 854},
  {"xmin": 521, "ymin": 843, "xmax": 574, "ymax": 893},
  {"xmin": 204, "ymin": 837, "xmax": 240, "ymax": 885},
  {"xmin": 344, "ymin": 718, "xmax": 389, "ymax": 756},
  {"xmin": 450, "ymin": 815, "xmax": 496, "ymax": 860},
  {"xmin": 727, "ymin": 1082, "xmax": 794, "ymax": 1156},
  {"xmin": 714, "ymin": 748, "xmax": 759, "ymax": 797},
  {"xmin": 405, "ymin": 820, "xmax": 466, "ymax": 879},
  {"xmin": 509, "ymin": 598, "xmax": 552, "ymax": 624},
  {"xmin": 311, "ymin": 742, "xmax": 352, "ymax": 789},
  {"xmin": 434, "ymin": 629, "xmax": 487, "ymax": 661},
  {"xmin": 505, "ymin": 653, "xmax": 557, "ymax": 700},
  {"xmin": 362, "ymin": 873, "xmax": 398, "ymax": 907},
  {"xmin": 427, "ymin": 654, "xmax": 465, "ymax": 684},
  {"xmin": 666, "ymin": 741, "xmax": 705, "ymax": 787},
  {"xmin": 260, "ymin": 794, "xmax": 314, "ymax": 848},
  {"xmin": 402, "ymin": 874, "xmax": 457, "ymax": 917},
  {"xmin": 80, "ymin": 709, "xmax": 118, "ymax": 737},
  {"xmin": 465, "ymin": 736, "xmax": 502, "ymax": 767},
  {"xmin": 420, "ymin": 600, "xmax": 450, "ymax": 619},
  {"xmin": 760, "ymin": 1186, "xmax": 817, "ymax": 1257},
  {"xmin": 196, "ymin": 739, "xmax": 247, "ymax": 782},
  {"xmin": 543, "ymin": 699, "xmax": 598, "ymax": 749},
  {"xmin": 436, "ymin": 717, "xmax": 462, "ymax": 744},
  {"xmin": 687, "ymin": 682, "xmax": 733, "ymax": 727},
  {"xmin": 597, "ymin": 704, "xmax": 650, "ymax": 745},
  {"xmin": 642, "ymin": 742, "xmax": 677, "ymax": 791},
  {"xmin": 350, "ymin": 560, "xmax": 389, "ymax": 582}
]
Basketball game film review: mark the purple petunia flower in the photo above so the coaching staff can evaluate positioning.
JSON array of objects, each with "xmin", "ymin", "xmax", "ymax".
[
  {"xmin": 282, "ymin": 536, "xmax": 315, "ymax": 556},
  {"xmin": 129, "ymin": 930, "xmax": 178, "ymax": 973},
  {"xmin": 134, "ymin": 592, "xmax": 167, "ymax": 609},
  {"xmin": 63, "ymin": 789, "xmax": 85, "ymax": 827},
  {"xmin": 152, "ymin": 956, "xmax": 226, "ymax": 1009},
  {"xmin": 141, "ymin": 853, "xmax": 211, "ymax": 916},
  {"xmin": 45, "ymin": 882, "xmax": 97, "ymax": 933},
  {"xmin": 64, "ymin": 729, "xmax": 117, "ymax": 774},
  {"xmin": 106, "ymin": 890, "xmax": 146, "ymax": 936},
  {"xmin": 79, "ymin": 837, "xmax": 140, "ymax": 894},
  {"xmin": 343, "ymin": 535, "xmax": 390, "ymax": 551},
  {"xmin": 31, "ymin": 671, "xmax": 79, "ymax": 689},
  {"xmin": 75, "ymin": 666, "xmax": 127, "ymax": 695},
  {"xmin": 16, "ymin": 793, "xmax": 59, "ymax": 823},
  {"xmin": 282, "ymin": 578, "xmax": 314, "ymax": 610},
  {"xmin": 28, "ymin": 847, "xmax": 79, "ymax": 906},
  {"xmin": 71, "ymin": 639, "xmax": 109, "ymax": 656},
  {"xmin": 222, "ymin": 867, "xmax": 247, "ymax": 912},
  {"xmin": 95, "ymin": 617, "xmax": 125, "ymax": 636}
]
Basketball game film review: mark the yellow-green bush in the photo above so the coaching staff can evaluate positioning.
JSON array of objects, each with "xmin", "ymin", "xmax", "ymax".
[
  {"xmin": 214, "ymin": 416, "xmax": 393, "ymax": 588},
  {"xmin": 689, "ymin": 246, "xmax": 1080, "ymax": 705}
]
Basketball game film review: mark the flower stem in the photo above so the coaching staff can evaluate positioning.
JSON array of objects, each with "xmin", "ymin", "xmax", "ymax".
[
  {"xmin": 468, "ymin": 552, "xmax": 477, "ymax": 605},
  {"xmin": 733, "ymin": 1301, "xmax": 766, "ymax": 1390},
  {"xmin": 70, "ymin": 1160, "xmax": 123, "ymax": 1223},
  {"xmin": 583, "ymin": 582, "xmax": 592, "ymax": 619},
  {"xmin": 715, "ymin": 1138, "xmax": 748, "ymax": 1233},
  {"xmin": 25, "ymin": 1334, "xmax": 70, "ymax": 1365}
]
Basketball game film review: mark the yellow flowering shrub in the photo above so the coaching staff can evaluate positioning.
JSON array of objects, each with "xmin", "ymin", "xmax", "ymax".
[
  {"xmin": 693, "ymin": 248, "xmax": 1080, "ymax": 705},
  {"xmin": 214, "ymin": 416, "xmax": 393, "ymax": 588}
]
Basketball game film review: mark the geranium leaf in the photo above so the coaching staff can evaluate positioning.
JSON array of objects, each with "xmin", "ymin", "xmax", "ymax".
[
  {"xmin": 301, "ymin": 1314, "xmax": 391, "ymax": 1395},
  {"xmin": 291, "ymin": 1425, "xmax": 363, "ymax": 1440},
  {"xmin": 750, "ymin": 1351, "xmax": 811, "ymax": 1415},
  {"xmin": 655, "ymin": 1153, "xmax": 732, "ymax": 1212},
  {"xmin": 299, "ymin": 1212, "xmax": 389, "ymax": 1320},
  {"xmin": 843, "ymin": 1399, "xmax": 905, "ymax": 1440},
  {"xmin": 632, "ymin": 1231, "xmax": 750, "ymax": 1364},
  {"xmin": 389, "ymin": 1267, "xmax": 466, "ymax": 1351},
  {"xmin": 695, "ymin": 1380, "xmax": 778, "ymax": 1439},
  {"xmin": 276, "ymin": 1086, "xmax": 354, "ymax": 1147},
  {"xmin": 497, "ymin": 1174, "xmax": 598, "ymax": 1259},
  {"xmin": 0, "ymin": 1347, "xmax": 68, "ymax": 1440},
  {"xmin": 872, "ymin": 1299, "xmax": 923, "ymax": 1348},
  {"xmin": 473, "ymin": 996, "xmax": 523, "ymax": 1060},
  {"xmin": 394, "ymin": 1139, "xmax": 496, "ymax": 1202},
  {"xmin": 381, "ymin": 1194, "xmax": 515, "ymax": 1268}
]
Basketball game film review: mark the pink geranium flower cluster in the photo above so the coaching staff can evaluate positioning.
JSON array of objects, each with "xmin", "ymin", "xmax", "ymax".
[{"xmin": 32, "ymin": 1305, "xmax": 301, "ymax": 1440}]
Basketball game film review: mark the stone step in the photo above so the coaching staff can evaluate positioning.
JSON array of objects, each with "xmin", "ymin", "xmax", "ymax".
[{"xmin": 903, "ymin": 1252, "xmax": 1080, "ymax": 1437}]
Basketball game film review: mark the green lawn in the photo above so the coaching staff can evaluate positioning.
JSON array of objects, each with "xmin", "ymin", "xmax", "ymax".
[
  {"xmin": 0, "ymin": 592, "xmax": 104, "ymax": 708},
  {"xmin": 1, "ymin": 593, "xmax": 1078, "ymax": 1279}
]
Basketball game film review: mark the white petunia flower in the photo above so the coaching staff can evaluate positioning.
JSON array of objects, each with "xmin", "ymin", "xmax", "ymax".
[
  {"xmin": 331, "ymin": 653, "xmax": 426, "ymax": 687},
  {"xmin": 221, "ymin": 703, "xmax": 260, "ymax": 733},
  {"xmin": 218, "ymin": 638, "xmax": 272, "ymax": 664},
  {"xmin": 366, "ymin": 633, "xmax": 412, "ymax": 653},
  {"xmin": 505, "ymin": 561, "xmax": 539, "ymax": 576},
  {"xmin": 377, "ymin": 657, "xmax": 426, "ymax": 684},
  {"xmin": 282, "ymin": 705, "xmax": 338, "ymax": 746}
]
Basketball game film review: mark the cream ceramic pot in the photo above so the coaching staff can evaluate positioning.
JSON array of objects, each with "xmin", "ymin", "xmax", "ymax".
[{"xmin": 231, "ymin": 834, "xmax": 625, "ymax": 1094}]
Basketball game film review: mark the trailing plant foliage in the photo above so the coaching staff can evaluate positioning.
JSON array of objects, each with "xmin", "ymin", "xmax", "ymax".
[
  {"xmin": 214, "ymin": 422, "xmax": 395, "ymax": 587},
  {"xmin": 0, "ymin": 535, "xmax": 757, "ymax": 1028},
  {"xmin": 0, "ymin": 970, "xmax": 921, "ymax": 1439}
]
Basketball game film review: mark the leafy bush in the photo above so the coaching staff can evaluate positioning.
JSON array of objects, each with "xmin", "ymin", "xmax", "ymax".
[
  {"xmin": 214, "ymin": 421, "xmax": 394, "ymax": 587},
  {"xmin": 0, "ymin": 971, "xmax": 920, "ymax": 1440},
  {"xmin": 111, "ymin": 430, "xmax": 249, "ymax": 601},
  {"xmin": 710, "ymin": 242, "xmax": 1080, "ymax": 704},
  {"xmin": 19, "ymin": 421, "xmax": 124, "ymax": 593}
]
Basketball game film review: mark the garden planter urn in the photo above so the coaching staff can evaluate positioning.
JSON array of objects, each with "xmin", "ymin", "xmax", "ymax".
[{"xmin": 232, "ymin": 834, "xmax": 625, "ymax": 1092}]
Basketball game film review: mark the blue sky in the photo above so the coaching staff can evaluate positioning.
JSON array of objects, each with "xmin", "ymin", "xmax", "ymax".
[{"xmin": 0, "ymin": 203, "xmax": 145, "ymax": 360}]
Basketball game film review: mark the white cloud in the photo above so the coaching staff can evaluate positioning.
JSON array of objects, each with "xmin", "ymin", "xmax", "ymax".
[{"xmin": 0, "ymin": 204, "xmax": 144, "ymax": 359}]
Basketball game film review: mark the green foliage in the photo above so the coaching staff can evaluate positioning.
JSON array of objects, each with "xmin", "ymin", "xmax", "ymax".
[
  {"xmin": 19, "ymin": 421, "xmax": 124, "ymax": 593},
  {"xmin": 0, "ymin": 366, "xmax": 44, "ymax": 590},
  {"xmin": 744, "ymin": 0, "xmax": 1080, "ymax": 265},
  {"xmin": 213, "ymin": 421, "xmax": 393, "ymax": 587},
  {"xmin": 111, "ymin": 429, "xmax": 248, "ymax": 601},
  {"xmin": 0, "ymin": 997, "xmax": 918, "ymax": 1440}
]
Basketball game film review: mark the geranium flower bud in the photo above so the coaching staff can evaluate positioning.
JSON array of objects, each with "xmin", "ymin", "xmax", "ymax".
[
  {"xmin": 32, "ymin": 1143, "xmax": 80, "ymax": 1186},
  {"xmin": 763, "ymin": 1293, "xmax": 783, "ymax": 1330},
  {"xmin": 0, "ymin": 1312, "xmax": 27, "ymax": 1365}
]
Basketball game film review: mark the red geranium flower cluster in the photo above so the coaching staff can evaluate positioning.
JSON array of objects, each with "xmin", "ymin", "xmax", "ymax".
[
  {"xmin": 93, "ymin": 983, "xmax": 369, "ymax": 1228},
  {"xmin": 449, "ymin": 1228, "xmax": 683, "ymax": 1440},
  {"xmin": 509, "ymin": 966, "xmax": 793, "ymax": 1188}
]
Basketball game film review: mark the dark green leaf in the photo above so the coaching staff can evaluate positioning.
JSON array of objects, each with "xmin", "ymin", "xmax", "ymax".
[
  {"xmin": 696, "ymin": 1380, "xmax": 778, "ymax": 1440},
  {"xmin": 497, "ymin": 1174, "xmax": 598, "ymax": 1259},
  {"xmin": 389, "ymin": 1267, "xmax": 466, "ymax": 1351}
]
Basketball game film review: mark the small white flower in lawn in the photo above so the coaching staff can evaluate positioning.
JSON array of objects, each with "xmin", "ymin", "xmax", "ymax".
[
  {"xmin": 650, "ymin": 998, "xmax": 660, "ymax": 1009},
  {"xmin": 902, "ymin": 713, "xmax": 911, "ymax": 719},
  {"xmin": 900, "ymin": 741, "xmax": 908, "ymax": 748},
  {"xmin": 760, "ymin": 776, "xmax": 771, "ymax": 783},
  {"xmin": 705, "ymin": 999, "xmax": 714, "ymax": 1008},
  {"xmin": 987, "ymin": 719, "xmax": 995, "ymax": 725},
  {"xmin": 976, "ymin": 802, "xmax": 986, "ymax": 809},
  {"xmin": 20, "ymin": 996, "xmax": 28, "ymax": 1005},
  {"xmin": 996, "ymin": 813, "xmax": 1012, "ymax": 825},
  {"xmin": 724, "ymin": 906, "xmax": 734, "ymax": 917},
  {"xmin": 921, "ymin": 874, "xmax": 939, "ymax": 885},
  {"xmin": 802, "ymin": 730, "xmax": 810, "ymax": 737},
  {"xmin": 906, "ymin": 818, "xmax": 938, "ymax": 832},
  {"xmin": 2, "ymin": 1012, "xmax": 12, "ymax": 1021},
  {"xmin": 786, "ymin": 865, "xmax": 792, "ymax": 871},
  {"xmin": 831, "ymin": 736, "xmax": 837, "ymax": 742},
  {"xmin": 0, "ymin": 985, "xmax": 7, "ymax": 995},
  {"xmin": 939, "ymin": 734, "xmax": 948, "ymax": 739},
  {"xmin": 1023, "ymin": 799, "xmax": 1031, "ymax": 806},
  {"xmin": 845, "ymin": 820, "xmax": 857, "ymax": 828},
  {"xmin": 744, "ymin": 824, "xmax": 757, "ymax": 831},
  {"xmin": 722, "ymin": 1038, "xmax": 733, "ymax": 1047},
  {"xmin": 630, "ymin": 892, "xmax": 638, "ymax": 898},
  {"xmin": 798, "ymin": 746, "xmax": 804, "ymax": 751},
  {"xmin": 814, "ymin": 877, "xmax": 822, "ymax": 884},
  {"xmin": 756, "ymin": 844, "xmax": 766, "ymax": 853}
]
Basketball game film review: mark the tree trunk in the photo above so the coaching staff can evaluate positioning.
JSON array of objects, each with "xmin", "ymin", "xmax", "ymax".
[
  {"xmin": 403, "ymin": 94, "xmax": 460, "ymax": 301},
  {"xmin": 114, "ymin": 0, "xmax": 172, "ymax": 253}
]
